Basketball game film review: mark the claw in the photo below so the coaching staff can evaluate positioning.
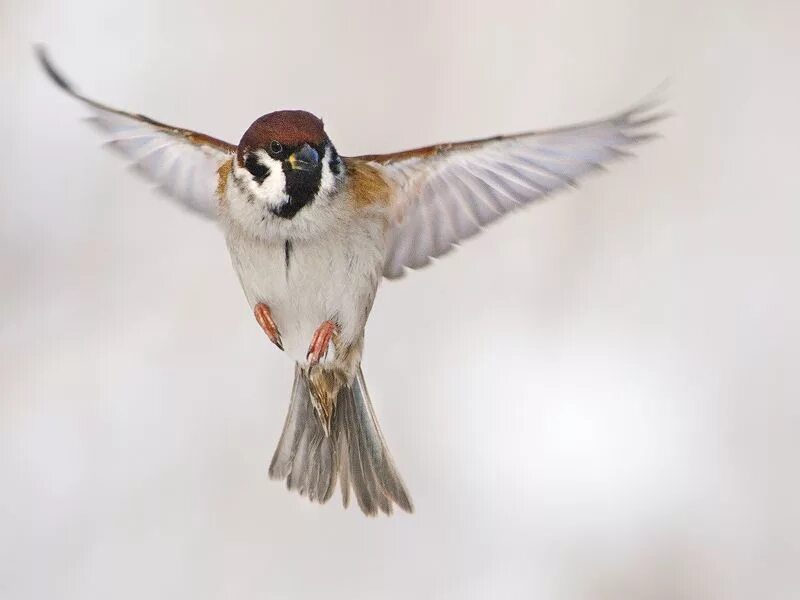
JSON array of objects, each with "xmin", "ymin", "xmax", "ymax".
[
  {"xmin": 307, "ymin": 320, "xmax": 337, "ymax": 367},
  {"xmin": 254, "ymin": 303, "xmax": 283, "ymax": 350}
]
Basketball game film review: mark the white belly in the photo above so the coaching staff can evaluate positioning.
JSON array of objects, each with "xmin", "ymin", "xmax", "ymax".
[{"xmin": 226, "ymin": 220, "xmax": 385, "ymax": 365}]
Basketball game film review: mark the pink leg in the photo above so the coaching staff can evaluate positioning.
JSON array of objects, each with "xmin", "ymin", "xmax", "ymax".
[
  {"xmin": 307, "ymin": 320, "xmax": 338, "ymax": 366},
  {"xmin": 254, "ymin": 303, "xmax": 283, "ymax": 351}
]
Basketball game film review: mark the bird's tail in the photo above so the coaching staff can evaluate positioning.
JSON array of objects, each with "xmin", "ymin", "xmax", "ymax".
[{"xmin": 268, "ymin": 364, "xmax": 413, "ymax": 516}]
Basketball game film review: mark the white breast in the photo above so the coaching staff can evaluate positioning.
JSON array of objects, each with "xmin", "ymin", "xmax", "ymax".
[{"xmin": 225, "ymin": 216, "xmax": 385, "ymax": 366}]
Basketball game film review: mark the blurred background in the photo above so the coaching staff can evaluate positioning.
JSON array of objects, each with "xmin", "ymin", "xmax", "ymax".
[{"xmin": 2, "ymin": 1, "xmax": 798, "ymax": 598}]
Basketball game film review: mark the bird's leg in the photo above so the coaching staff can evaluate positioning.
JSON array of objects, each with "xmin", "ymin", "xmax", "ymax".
[
  {"xmin": 254, "ymin": 303, "xmax": 283, "ymax": 350},
  {"xmin": 306, "ymin": 320, "xmax": 338, "ymax": 367}
]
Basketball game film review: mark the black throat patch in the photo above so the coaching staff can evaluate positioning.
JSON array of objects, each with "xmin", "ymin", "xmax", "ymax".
[{"xmin": 273, "ymin": 161, "xmax": 322, "ymax": 219}]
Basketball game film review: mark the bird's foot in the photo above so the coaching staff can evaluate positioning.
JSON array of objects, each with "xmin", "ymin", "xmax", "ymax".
[
  {"xmin": 307, "ymin": 320, "xmax": 338, "ymax": 367},
  {"xmin": 254, "ymin": 303, "xmax": 283, "ymax": 350}
]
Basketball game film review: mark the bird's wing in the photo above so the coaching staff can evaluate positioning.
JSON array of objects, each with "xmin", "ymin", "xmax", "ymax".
[
  {"xmin": 352, "ymin": 97, "xmax": 666, "ymax": 279},
  {"xmin": 37, "ymin": 48, "xmax": 237, "ymax": 220}
]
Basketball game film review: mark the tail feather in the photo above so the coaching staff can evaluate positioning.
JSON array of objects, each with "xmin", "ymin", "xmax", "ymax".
[
  {"xmin": 352, "ymin": 369, "xmax": 413, "ymax": 511},
  {"xmin": 268, "ymin": 364, "xmax": 413, "ymax": 516}
]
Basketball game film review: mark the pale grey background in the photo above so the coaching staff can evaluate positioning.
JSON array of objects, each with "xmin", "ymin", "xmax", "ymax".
[{"xmin": 2, "ymin": 1, "xmax": 798, "ymax": 599}]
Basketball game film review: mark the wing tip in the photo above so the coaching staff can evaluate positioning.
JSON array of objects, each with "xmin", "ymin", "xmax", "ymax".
[
  {"xmin": 621, "ymin": 81, "xmax": 673, "ymax": 124},
  {"xmin": 35, "ymin": 45, "xmax": 77, "ymax": 96}
]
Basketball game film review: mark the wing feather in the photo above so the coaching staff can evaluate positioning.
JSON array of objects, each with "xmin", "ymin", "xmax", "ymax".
[
  {"xmin": 38, "ymin": 48, "xmax": 236, "ymax": 220},
  {"xmin": 354, "ymin": 96, "xmax": 666, "ymax": 278}
]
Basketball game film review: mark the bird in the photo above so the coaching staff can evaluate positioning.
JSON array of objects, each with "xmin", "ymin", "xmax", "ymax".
[{"xmin": 37, "ymin": 47, "xmax": 665, "ymax": 516}]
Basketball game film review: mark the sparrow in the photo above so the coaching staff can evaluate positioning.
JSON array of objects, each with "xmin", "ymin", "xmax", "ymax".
[{"xmin": 38, "ymin": 48, "xmax": 664, "ymax": 516}]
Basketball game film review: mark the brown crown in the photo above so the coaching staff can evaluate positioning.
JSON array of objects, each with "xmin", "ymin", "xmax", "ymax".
[{"xmin": 238, "ymin": 110, "xmax": 327, "ymax": 161}]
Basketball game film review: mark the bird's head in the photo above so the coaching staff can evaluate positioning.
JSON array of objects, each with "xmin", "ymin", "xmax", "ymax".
[{"xmin": 231, "ymin": 110, "xmax": 343, "ymax": 225}]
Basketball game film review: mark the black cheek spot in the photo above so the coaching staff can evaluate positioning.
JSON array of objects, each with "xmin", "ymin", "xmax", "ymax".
[
  {"xmin": 244, "ymin": 155, "xmax": 270, "ymax": 184},
  {"xmin": 329, "ymin": 146, "xmax": 341, "ymax": 176}
]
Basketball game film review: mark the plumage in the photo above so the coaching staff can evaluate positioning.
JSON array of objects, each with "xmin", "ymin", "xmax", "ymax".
[
  {"xmin": 36, "ymin": 48, "xmax": 235, "ymax": 220},
  {"xmin": 38, "ymin": 47, "xmax": 664, "ymax": 516},
  {"xmin": 356, "ymin": 98, "xmax": 667, "ymax": 278},
  {"xmin": 269, "ymin": 366, "xmax": 411, "ymax": 515}
]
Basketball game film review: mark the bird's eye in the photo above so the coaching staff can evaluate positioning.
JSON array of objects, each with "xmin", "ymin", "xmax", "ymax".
[
  {"xmin": 270, "ymin": 140, "xmax": 283, "ymax": 155},
  {"xmin": 244, "ymin": 154, "xmax": 270, "ymax": 183}
]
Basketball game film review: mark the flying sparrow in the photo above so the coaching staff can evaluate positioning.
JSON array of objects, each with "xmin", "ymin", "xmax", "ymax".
[{"xmin": 38, "ymin": 48, "xmax": 664, "ymax": 516}]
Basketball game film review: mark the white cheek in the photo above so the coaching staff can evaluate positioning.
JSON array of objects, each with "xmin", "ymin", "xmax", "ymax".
[
  {"xmin": 234, "ymin": 151, "xmax": 287, "ymax": 209},
  {"xmin": 318, "ymin": 147, "xmax": 336, "ymax": 198},
  {"xmin": 258, "ymin": 154, "xmax": 288, "ymax": 207}
]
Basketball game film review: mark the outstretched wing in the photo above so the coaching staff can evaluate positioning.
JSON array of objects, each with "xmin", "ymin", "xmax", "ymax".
[
  {"xmin": 354, "ymin": 97, "xmax": 666, "ymax": 279},
  {"xmin": 37, "ymin": 47, "xmax": 237, "ymax": 219}
]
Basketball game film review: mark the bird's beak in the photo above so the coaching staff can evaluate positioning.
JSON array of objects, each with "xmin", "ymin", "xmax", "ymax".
[{"xmin": 287, "ymin": 143, "xmax": 320, "ymax": 172}]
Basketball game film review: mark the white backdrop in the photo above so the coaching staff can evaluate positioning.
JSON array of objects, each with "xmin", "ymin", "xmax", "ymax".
[{"xmin": 2, "ymin": 1, "xmax": 799, "ymax": 598}]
